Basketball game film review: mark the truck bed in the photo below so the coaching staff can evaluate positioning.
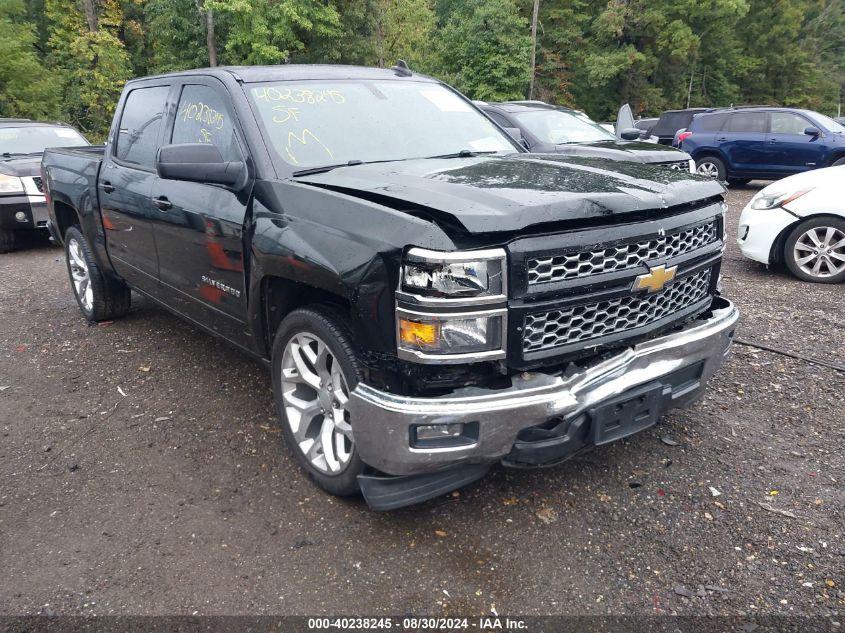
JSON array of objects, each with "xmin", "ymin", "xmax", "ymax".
[{"xmin": 42, "ymin": 145, "xmax": 105, "ymax": 242}]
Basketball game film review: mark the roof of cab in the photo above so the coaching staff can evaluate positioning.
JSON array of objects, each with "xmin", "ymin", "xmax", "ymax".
[
  {"xmin": 128, "ymin": 64, "xmax": 440, "ymax": 84},
  {"xmin": 483, "ymin": 101, "xmax": 576, "ymax": 114}
]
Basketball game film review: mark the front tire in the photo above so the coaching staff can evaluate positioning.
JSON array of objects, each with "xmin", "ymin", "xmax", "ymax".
[
  {"xmin": 784, "ymin": 217, "xmax": 845, "ymax": 283},
  {"xmin": 271, "ymin": 306, "xmax": 366, "ymax": 496},
  {"xmin": 696, "ymin": 156, "xmax": 726, "ymax": 181},
  {"xmin": 0, "ymin": 228, "xmax": 17, "ymax": 253},
  {"xmin": 831, "ymin": 158, "xmax": 845, "ymax": 167},
  {"xmin": 64, "ymin": 226, "xmax": 131, "ymax": 320}
]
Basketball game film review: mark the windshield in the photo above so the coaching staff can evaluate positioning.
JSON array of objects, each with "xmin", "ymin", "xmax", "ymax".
[
  {"xmin": 514, "ymin": 109, "xmax": 617, "ymax": 144},
  {"xmin": 808, "ymin": 112, "xmax": 845, "ymax": 134},
  {"xmin": 0, "ymin": 126, "xmax": 88, "ymax": 155},
  {"xmin": 246, "ymin": 80, "xmax": 516, "ymax": 170}
]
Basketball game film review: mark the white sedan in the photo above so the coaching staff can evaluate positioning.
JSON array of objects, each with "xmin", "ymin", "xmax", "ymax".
[{"xmin": 737, "ymin": 166, "xmax": 845, "ymax": 283}]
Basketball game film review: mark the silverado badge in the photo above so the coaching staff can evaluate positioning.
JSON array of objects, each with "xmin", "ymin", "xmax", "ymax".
[{"xmin": 632, "ymin": 264, "xmax": 678, "ymax": 293}]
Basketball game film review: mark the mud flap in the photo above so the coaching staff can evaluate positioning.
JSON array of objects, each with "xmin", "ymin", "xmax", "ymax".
[{"xmin": 358, "ymin": 464, "xmax": 490, "ymax": 511}]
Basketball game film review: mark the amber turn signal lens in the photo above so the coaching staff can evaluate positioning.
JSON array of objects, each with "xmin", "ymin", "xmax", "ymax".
[{"xmin": 398, "ymin": 319, "xmax": 440, "ymax": 346}]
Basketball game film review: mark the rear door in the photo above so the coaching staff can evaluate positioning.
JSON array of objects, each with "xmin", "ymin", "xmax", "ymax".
[
  {"xmin": 150, "ymin": 78, "xmax": 252, "ymax": 343},
  {"xmin": 767, "ymin": 111, "xmax": 827, "ymax": 175},
  {"xmin": 101, "ymin": 84, "xmax": 171, "ymax": 291},
  {"xmin": 717, "ymin": 111, "xmax": 769, "ymax": 175}
]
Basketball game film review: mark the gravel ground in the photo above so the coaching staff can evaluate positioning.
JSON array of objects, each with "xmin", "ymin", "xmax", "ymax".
[{"xmin": 0, "ymin": 184, "xmax": 843, "ymax": 617}]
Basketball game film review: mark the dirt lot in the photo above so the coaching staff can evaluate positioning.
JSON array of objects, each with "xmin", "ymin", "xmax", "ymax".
[{"xmin": 0, "ymin": 184, "xmax": 843, "ymax": 618}]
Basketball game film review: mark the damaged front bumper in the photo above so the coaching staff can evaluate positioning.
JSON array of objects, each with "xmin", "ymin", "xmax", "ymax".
[{"xmin": 348, "ymin": 298, "xmax": 738, "ymax": 484}]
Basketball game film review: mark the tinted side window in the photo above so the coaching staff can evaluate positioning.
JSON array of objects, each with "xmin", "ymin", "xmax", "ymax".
[
  {"xmin": 172, "ymin": 84, "xmax": 241, "ymax": 161},
  {"xmin": 770, "ymin": 112, "xmax": 810, "ymax": 135},
  {"xmin": 696, "ymin": 113, "xmax": 728, "ymax": 132},
  {"xmin": 725, "ymin": 112, "xmax": 767, "ymax": 133},
  {"xmin": 114, "ymin": 86, "xmax": 169, "ymax": 168}
]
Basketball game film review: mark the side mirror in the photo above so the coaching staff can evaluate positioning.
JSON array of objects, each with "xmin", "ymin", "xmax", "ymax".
[
  {"xmin": 620, "ymin": 128, "xmax": 641, "ymax": 141},
  {"xmin": 502, "ymin": 126, "xmax": 525, "ymax": 144},
  {"xmin": 156, "ymin": 143, "xmax": 246, "ymax": 188},
  {"xmin": 804, "ymin": 127, "xmax": 820, "ymax": 137}
]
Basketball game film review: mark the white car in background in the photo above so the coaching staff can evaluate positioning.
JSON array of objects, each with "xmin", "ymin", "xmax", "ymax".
[{"xmin": 737, "ymin": 165, "xmax": 845, "ymax": 283}]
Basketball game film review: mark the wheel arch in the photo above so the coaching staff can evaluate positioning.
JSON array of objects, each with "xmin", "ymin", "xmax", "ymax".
[
  {"xmin": 258, "ymin": 276, "xmax": 353, "ymax": 358},
  {"xmin": 52, "ymin": 199, "xmax": 82, "ymax": 240},
  {"xmin": 771, "ymin": 213, "xmax": 843, "ymax": 264}
]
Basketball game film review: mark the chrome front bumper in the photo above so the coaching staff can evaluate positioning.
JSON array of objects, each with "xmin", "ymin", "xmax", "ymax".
[{"xmin": 348, "ymin": 298, "xmax": 739, "ymax": 476}]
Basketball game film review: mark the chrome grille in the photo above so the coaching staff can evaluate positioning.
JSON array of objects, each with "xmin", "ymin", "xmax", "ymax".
[
  {"xmin": 528, "ymin": 219, "xmax": 717, "ymax": 285},
  {"xmin": 31, "ymin": 176, "xmax": 44, "ymax": 193},
  {"xmin": 523, "ymin": 269, "xmax": 712, "ymax": 353},
  {"xmin": 655, "ymin": 160, "xmax": 690, "ymax": 171}
]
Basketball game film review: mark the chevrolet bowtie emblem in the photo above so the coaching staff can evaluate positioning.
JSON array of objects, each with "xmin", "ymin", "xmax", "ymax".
[{"xmin": 632, "ymin": 264, "xmax": 677, "ymax": 293}]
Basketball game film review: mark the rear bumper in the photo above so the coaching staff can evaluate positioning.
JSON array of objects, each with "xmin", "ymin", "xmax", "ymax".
[{"xmin": 348, "ymin": 298, "xmax": 738, "ymax": 476}]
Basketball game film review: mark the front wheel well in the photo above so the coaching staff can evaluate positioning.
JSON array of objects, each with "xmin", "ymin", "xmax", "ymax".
[
  {"xmin": 769, "ymin": 213, "xmax": 842, "ymax": 264},
  {"xmin": 261, "ymin": 276, "xmax": 351, "ymax": 353},
  {"xmin": 828, "ymin": 152, "xmax": 845, "ymax": 167}
]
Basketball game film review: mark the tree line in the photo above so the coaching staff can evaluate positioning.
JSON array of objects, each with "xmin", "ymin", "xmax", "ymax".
[{"xmin": 1, "ymin": 0, "xmax": 843, "ymax": 141}]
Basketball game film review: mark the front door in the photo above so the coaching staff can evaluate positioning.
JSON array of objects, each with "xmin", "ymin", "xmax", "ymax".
[
  {"xmin": 151, "ymin": 80, "xmax": 251, "ymax": 345},
  {"xmin": 767, "ymin": 111, "xmax": 826, "ymax": 175},
  {"xmin": 101, "ymin": 84, "xmax": 170, "ymax": 292}
]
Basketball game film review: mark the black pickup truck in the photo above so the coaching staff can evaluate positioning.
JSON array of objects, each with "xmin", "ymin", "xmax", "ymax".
[{"xmin": 42, "ymin": 65, "xmax": 739, "ymax": 510}]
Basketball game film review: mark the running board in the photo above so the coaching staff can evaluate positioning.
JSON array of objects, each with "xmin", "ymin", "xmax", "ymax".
[{"xmin": 357, "ymin": 464, "xmax": 490, "ymax": 511}]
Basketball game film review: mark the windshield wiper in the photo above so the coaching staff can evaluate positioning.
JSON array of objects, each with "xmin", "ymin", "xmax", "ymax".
[
  {"xmin": 423, "ymin": 149, "xmax": 498, "ymax": 159},
  {"xmin": 292, "ymin": 158, "xmax": 408, "ymax": 177}
]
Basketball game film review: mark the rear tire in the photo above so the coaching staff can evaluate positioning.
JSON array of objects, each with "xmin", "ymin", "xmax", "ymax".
[
  {"xmin": 64, "ymin": 226, "xmax": 131, "ymax": 321},
  {"xmin": 271, "ymin": 305, "xmax": 366, "ymax": 497},
  {"xmin": 696, "ymin": 156, "xmax": 726, "ymax": 180},
  {"xmin": 0, "ymin": 228, "xmax": 17, "ymax": 254},
  {"xmin": 784, "ymin": 217, "xmax": 845, "ymax": 283}
]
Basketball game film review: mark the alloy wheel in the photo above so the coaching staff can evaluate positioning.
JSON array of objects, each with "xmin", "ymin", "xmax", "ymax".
[
  {"xmin": 793, "ymin": 226, "xmax": 845, "ymax": 278},
  {"xmin": 67, "ymin": 238, "xmax": 93, "ymax": 312},
  {"xmin": 696, "ymin": 162, "xmax": 720, "ymax": 179},
  {"xmin": 279, "ymin": 332, "xmax": 354, "ymax": 474}
]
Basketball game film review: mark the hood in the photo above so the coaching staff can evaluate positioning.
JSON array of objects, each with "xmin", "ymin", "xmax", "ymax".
[
  {"xmin": 294, "ymin": 154, "xmax": 723, "ymax": 234},
  {"xmin": 0, "ymin": 155, "xmax": 42, "ymax": 178},
  {"xmin": 553, "ymin": 140, "xmax": 690, "ymax": 164},
  {"xmin": 757, "ymin": 164, "xmax": 845, "ymax": 195}
]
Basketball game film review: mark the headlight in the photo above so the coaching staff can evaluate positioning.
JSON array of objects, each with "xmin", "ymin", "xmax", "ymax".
[
  {"xmin": 401, "ymin": 247, "xmax": 506, "ymax": 299},
  {"xmin": 0, "ymin": 174, "xmax": 24, "ymax": 194},
  {"xmin": 397, "ymin": 308, "xmax": 505, "ymax": 361},
  {"xmin": 397, "ymin": 247, "xmax": 508, "ymax": 362},
  {"xmin": 750, "ymin": 189, "xmax": 812, "ymax": 210}
]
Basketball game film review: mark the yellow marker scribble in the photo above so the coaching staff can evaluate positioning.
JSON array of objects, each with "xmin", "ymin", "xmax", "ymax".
[
  {"xmin": 199, "ymin": 128, "xmax": 212, "ymax": 143},
  {"xmin": 285, "ymin": 128, "xmax": 333, "ymax": 165},
  {"xmin": 180, "ymin": 101, "xmax": 225, "ymax": 130},
  {"xmin": 252, "ymin": 87, "xmax": 345, "ymax": 106},
  {"xmin": 272, "ymin": 106, "xmax": 301, "ymax": 124}
]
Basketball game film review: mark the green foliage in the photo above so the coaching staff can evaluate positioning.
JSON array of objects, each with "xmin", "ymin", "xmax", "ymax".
[
  {"xmin": 206, "ymin": 0, "xmax": 341, "ymax": 64},
  {"xmin": 2, "ymin": 0, "xmax": 843, "ymax": 134},
  {"xmin": 46, "ymin": 0, "xmax": 132, "ymax": 140},
  {"xmin": 435, "ymin": 0, "xmax": 531, "ymax": 100},
  {"xmin": 0, "ymin": 0, "xmax": 59, "ymax": 119}
]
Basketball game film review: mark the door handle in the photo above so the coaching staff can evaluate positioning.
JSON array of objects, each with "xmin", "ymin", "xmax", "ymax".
[
  {"xmin": 716, "ymin": 137, "xmax": 727, "ymax": 142},
  {"xmin": 153, "ymin": 196, "xmax": 172, "ymax": 211},
  {"xmin": 769, "ymin": 139, "xmax": 777, "ymax": 143},
  {"xmin": 101, "ymin": 181, "xmax": 115, "ymax": 193}
]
